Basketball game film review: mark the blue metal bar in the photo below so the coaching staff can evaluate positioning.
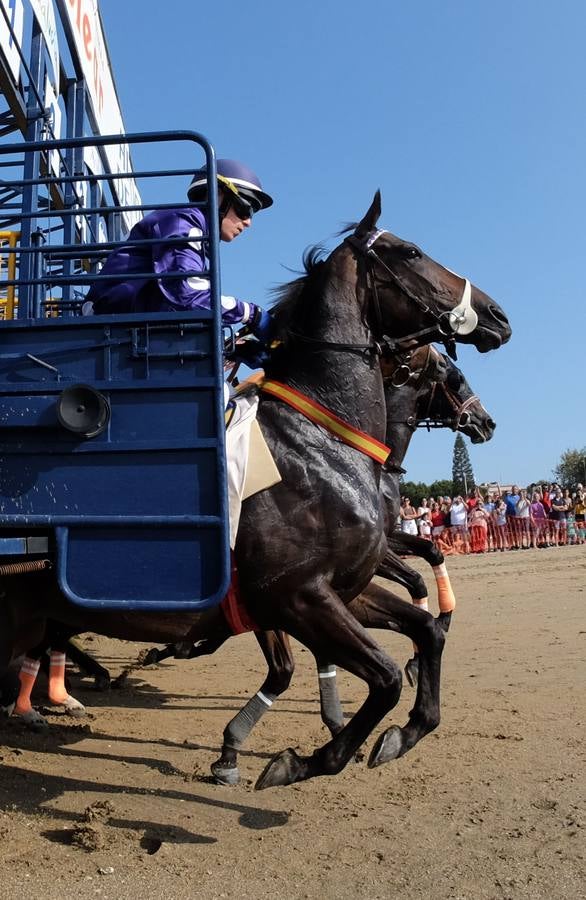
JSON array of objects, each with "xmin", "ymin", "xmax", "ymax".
[
  {"xmin": 2, "ymin": 199, "xmax": 215, "ymax": 219},
  {"xmin": 17, "ymin": 18, "xmax": 45, "ymax": 319},
  {"xmin": 1, "ymin": 516, "xmax": 224, "ymax": 525}
]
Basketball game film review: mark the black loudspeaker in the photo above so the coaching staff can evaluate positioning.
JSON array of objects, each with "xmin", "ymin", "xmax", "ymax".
[{"xmin": 56, "ymin": 384, "xmax": 110, "ymax": 438}]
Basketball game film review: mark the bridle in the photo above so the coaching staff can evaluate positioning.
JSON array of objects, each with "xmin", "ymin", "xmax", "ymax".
[
  {"xmin": 346, "ymin": 229, "xmax": 478, "ymax": 359},
  {"xmin": 285, "ymin": 227, "xmax": 478, "ymax": 372},
  {"xmin": 417, "ymin": 380, "xmax": 484, "ymax": 432},
  {"xmin": 381, "ymin": 343, "xmax": 444, "ymax": 389}
]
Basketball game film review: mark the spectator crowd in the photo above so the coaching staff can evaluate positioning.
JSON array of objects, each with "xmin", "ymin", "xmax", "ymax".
[{"xmin": 398, "ymin": 483, "xmax": 586, "ymax": 554}]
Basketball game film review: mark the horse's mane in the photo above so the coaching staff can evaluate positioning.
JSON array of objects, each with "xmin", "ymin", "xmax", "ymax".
[{"xmin": 269, "ymin": 245, "xmax": 329, "ymax": 343}]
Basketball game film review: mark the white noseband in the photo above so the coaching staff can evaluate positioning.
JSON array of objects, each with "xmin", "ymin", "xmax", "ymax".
[{"xmin": 446, "ymin": 272, "xmax": 478, "ymax": 336}]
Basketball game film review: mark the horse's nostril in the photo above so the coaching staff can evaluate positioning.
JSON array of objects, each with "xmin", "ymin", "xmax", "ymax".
[
  {"xmin": 488, "ymin": 418, "xmax": 496, "ymax": 430},
  {"xmin": 488, "ymin": 305, "xmax": 509, "ymax": 326}
]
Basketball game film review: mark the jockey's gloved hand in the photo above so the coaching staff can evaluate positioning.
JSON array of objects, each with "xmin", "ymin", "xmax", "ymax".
[
  {"xmin": 249, "ymin": 306, "xmax": 273, "ymax": 344},
  {"xmin": 232, "ymin": 339, "xmax": 270, "ymax": 371}
]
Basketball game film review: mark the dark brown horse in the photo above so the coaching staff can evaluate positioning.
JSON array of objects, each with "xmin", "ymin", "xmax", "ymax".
[
  {"xmin": 209, "ymin": 346, "xmax": 497, "ymax": 784},
  {"xmin": 0, "ymin": 193, "xmax": 511, "ymax": 787}
]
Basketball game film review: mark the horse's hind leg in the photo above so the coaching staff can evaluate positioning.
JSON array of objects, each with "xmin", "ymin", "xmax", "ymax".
[
  {"xmin": 211, "ymin": 630, "xmax": 295, "ymax": 786},
  {"xmin": 256, "ymin": 586, "xmax": 403, "ymax": 790},
  {"xmin": 0, "ymin": 631, "xmax": 20, "ymax": 719},
  {"xmin": 347, "ymin": 582, "xmax": 445, "ymax": 767},
  {"xmin": 316, "ymin": 660, "xmax": 344, "ymax": 737}
]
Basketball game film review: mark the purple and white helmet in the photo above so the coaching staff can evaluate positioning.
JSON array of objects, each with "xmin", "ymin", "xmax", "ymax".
[{"xmin": 187, "ymin": 159, "xmax": 273, "ymax": 212}]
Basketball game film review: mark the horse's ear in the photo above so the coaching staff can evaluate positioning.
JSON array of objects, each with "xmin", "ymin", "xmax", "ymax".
[{"xmin": 355, "ymin": 190, "xmax": 382, "ymax": 236}]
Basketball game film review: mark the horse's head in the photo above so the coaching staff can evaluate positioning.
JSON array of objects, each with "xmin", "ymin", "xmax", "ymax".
[
  {"xmin": 380, "ymin": 344, "xmax": 448, "ymax": 388},
  {"xmin": 350, "ymin": 192, "xmax": 512, "ymax": 353},
  {"xmin": 419, "ymin": 355, "xmax": 497, "ymax": 443}
]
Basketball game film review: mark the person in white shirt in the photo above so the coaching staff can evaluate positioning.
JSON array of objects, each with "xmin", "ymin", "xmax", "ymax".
[{"xmin": 449, "ymin": 496, "xmax": 470, "ymax": 552}]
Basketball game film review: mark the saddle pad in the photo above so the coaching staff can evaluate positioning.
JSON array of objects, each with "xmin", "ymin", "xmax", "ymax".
[{"xmin": 225, "ymin": 394, "xmax": 281, "ymax": 547}]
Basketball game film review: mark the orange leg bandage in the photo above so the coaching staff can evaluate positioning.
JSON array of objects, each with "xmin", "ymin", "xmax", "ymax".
[{"xmin": 432, "ymin": 563, "xmax": 456, "ymax": 614}]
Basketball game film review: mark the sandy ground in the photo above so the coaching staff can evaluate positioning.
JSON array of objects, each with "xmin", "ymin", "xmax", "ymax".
[{"xmin": 0, "ymin": 546, "xmax": 584, "ymax": 900}]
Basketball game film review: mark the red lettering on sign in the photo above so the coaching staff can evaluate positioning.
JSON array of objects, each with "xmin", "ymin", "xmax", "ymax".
[
  {"xmin": 69, "ymin": 0, "xmax": 82, "ymax": 30},
  {"xmin": 82, "ymin": 13, "xmax": 92, "ymax": 61}
]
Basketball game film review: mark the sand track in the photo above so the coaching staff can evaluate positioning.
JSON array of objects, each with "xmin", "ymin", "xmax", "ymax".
[{"xmin": 1, "ymin": 547, "xmax": 584, "ymax": 899}]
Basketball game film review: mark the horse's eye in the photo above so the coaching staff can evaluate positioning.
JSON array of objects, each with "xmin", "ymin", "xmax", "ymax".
[{"xmin": 403, "ymin": 247, "xmax": 421, "ymax": 260}]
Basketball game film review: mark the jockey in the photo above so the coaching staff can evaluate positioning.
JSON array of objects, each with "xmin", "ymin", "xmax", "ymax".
[{"xmin": 85, "ymin": 158, "xmax": 273, "ymax": 345}]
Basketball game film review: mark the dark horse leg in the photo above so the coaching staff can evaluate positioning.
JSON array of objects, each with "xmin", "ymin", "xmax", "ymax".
[
  {"xmin": 293, "ymin": 583, "xmax": 445, "ymax": 766},
  {"xmin": 381, "ymin": 535, "xmax": 455, "ymax": 687},
  {"xmin": 347, "ymin": 582, "xmax": 445, "ymax": 766},
  {"xmin": 385, "ymin": 532, "xmax": 456, "ymax": 626},
  {"xmin": 211, "ymin": 630, "xmax": 295, "ymax": 785},
  {"xmin": 62, "ymin": 638, "xmax": 111, "ymax": 691},
  {"xmin": 255, "ymin": 584, "xmax": 403, "ymax": 790}
]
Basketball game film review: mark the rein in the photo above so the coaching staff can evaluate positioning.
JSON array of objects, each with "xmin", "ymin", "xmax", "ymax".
[{"xmin": 417, "ymin": 381, "xmax": 481, "ymax": 431}]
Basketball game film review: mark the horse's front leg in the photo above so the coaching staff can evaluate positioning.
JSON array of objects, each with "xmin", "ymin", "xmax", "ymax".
[
  {"xmin": 64, "ymin": 638, "xmax": 111, "ymax": 691},
  {"xmin": 347, "ymin": 582, "xmax": 445, "ymax": 767},
  {"xmin": 387, "ymin": 531, "xmax": 456, "ymax": 624},
  {"xmin": 211, "ymin": 630, "xmax": 295, "ymax": 785},
  {"xmin": 255, "ymin": 585, "xmax": 403, "ymax": 790}
]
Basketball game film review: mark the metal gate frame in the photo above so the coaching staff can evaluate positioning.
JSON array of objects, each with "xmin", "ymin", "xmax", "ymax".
[{"xmin": 0, "ymin": 131, "xmax": 231, "ymax": 611}]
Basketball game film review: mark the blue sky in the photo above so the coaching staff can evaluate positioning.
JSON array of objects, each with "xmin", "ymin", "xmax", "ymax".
[{"xmin": 100, "ymin": 0, "xmax": 585, "ymax": 486}]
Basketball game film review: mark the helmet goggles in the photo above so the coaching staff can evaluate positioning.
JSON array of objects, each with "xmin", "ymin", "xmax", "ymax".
[{"xmin": 217, "ymin": 174, "xmax": 261, "ymax": 219}]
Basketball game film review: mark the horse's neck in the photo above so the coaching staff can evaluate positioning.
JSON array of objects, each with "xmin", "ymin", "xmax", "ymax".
[
  {"xmin": 270, "ymin": 260, "xmax": 385, "ymax": 439},
  {"xmin": 384, "ymin": 386, "xmax": 420, "ymax": 468}
]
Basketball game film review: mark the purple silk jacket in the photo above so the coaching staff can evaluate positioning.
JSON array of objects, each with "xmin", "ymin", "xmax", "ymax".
[{"xmin": 86, "ymin": 207, "xmax": 255, "ymax": 325}]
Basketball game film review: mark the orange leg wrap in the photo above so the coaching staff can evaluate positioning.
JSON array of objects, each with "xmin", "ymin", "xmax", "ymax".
[
  {"xmin": 15, "ymin": 658, "xmax": 41, "ymax": 715},
  {"xmin": 433, "ymin": 563, "xmax": 456, "ymax": 613},
  {"xmin": 48, "ymin": 652, "xmax": 69, "ymax": 705}
]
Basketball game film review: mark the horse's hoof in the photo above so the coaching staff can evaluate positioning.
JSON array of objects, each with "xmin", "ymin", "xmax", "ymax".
[
  {"xmin": 437, "ymin": 611, "xmax": 452, "ymax": 633},
  {"xmin": 404, "ymin": 656, "xmax": 419, "ymax": 688},
  {"xmin": 255, "ymin": 748, "xmax": 306, "ymax": 790},
  {"xmin": 141, "ymin": 649, "xmax": 160, "ymax": 667},
  {"xmin": 210, "ymin": 760, "xmax": 240, "ymax": 786},
  {"xmin": 368, "ymin": 726, "xmax": 403, "ymax": 768},
  {"xmin": 93, "ymin": 675, "xmax": 111, "ymax": 692}
]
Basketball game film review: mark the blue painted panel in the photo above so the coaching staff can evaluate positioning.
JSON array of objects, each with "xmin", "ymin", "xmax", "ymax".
[{"xmin": 0, "ymin": 132, "xmax": 229, "ymax": 610}]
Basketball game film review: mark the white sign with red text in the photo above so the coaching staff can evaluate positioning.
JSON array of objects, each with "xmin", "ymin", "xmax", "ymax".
[
  {"xmin": 29, "ymin": 0, "xmax": 60, "ymax": 90},
  {"xmin": 56, "ymin": 0, "xmax": 141, "ymax": 230},
  {"xmin": 0, "ymin": 0, "xmax": 25, "ymax": 85}
]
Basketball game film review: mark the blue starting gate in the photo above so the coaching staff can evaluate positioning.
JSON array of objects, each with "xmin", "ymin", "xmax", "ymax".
[{"xmin": 0, "ymin": 130, "xmax": 231, "ymax": 611}]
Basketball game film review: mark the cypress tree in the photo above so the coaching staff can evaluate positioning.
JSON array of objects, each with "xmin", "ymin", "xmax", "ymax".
[{"xmin": 452, "ymin": 434, "xmax": 475, "ymax": 497}]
